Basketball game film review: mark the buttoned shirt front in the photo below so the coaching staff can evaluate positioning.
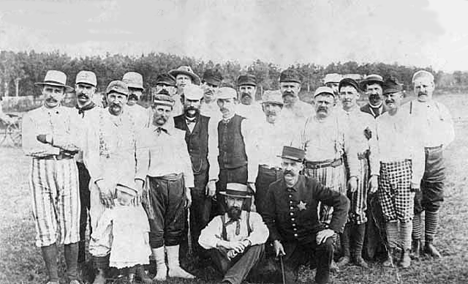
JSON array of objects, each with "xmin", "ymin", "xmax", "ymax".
[
  {"xmin": 22, "ymin": 106, "xmax": 81, "ymax": 158},
  {"xmin": 136, "ymin": 124, "xmax": 194, "ymax": 187},
  {"xmin": 72, "ymin": 106, "xmax": 103, "ymax": 163},
  {"xmin": 376, "ymin": 109, "xmax": 424, "ymax": 184},
  {"xmin": 198, "ymin": 210, "xmax": 269, "ymax": 249},
  {"xmin": 262, "ymin": 176, "xmax": 349, "ymax": 243}
]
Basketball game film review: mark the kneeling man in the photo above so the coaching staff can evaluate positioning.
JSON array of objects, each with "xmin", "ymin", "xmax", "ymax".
[
  {"xmin": 263, "ymin": 146, "xmax": 349, "ymax": 284},
  {"xmin": 199, "ymin": 183, "xmax": 268, "ymax": 284}
]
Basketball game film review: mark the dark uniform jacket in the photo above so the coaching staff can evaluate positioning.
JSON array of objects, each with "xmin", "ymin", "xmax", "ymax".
[{"xmin": 263, "ymin": 175, "xmax": 349, "ymax": 244}]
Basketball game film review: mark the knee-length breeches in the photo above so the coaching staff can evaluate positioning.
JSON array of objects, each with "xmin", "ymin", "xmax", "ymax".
[{"xmin": 29, "ymin": 158, "xmax": 80, "ymax": 247}]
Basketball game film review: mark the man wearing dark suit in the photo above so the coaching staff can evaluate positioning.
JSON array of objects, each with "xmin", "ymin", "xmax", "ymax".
[
  {"xmin": 174, "ymin": 85, "xmax": 212, "ymax": 259},
  {"xmin": 360, "ymin": 74, "xmax": 387, "ymax": 118}
]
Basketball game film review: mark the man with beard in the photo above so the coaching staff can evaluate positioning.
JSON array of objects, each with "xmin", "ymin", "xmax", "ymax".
[
  {"xmin": 376, "ymin": 77, "xmax": 424, "ymax": 268},
  {"xmin": 236, "ymin": 74, "xmax": 263, "ymax": 121},
  {"xmin": 360, "ymin": 74, "xmax": 387, "ymax": 118},
  {"xmin": 199, "ymin": 183, "xmax": 269, "ymax": 284},
  {"xmin": 335, "ymin": 78, "xmax": 379, "ymax": 268},
  {"xmin": 405, "ymin": 71, "xmax": 455, "ymax": 259},
  {"xmin": 174, "ymin": 85, "xmax": 213, "ymax": 259},
  {"xmin": 73, "ymin": 70, "xmax": 102, "ymax": 266},
  {"xmin": 22, "ymin": 70, "xmax": 81, "ymax": 284},
  {"xmin": 263, "ymin": 146, "xmax": 349, "ymax": 284},
  {"xmin": 279, "ymin": 69, "xmax": 313, "ymax": 121},
  {"xmin": 250, "ymin": 90, "xmax": 299, "ymax": 215},
  {"xmin": 169, "ymin": 66, "xmax": 201, "ymax": 116},
  {"xmin": 207, "ymin": 87, "xmax": 256, "ymax": 214},
  {"xmin": 123, "ymin": 72, "xmax": 150, "ymax": 128},
  {"xmin": 85, "ymin": 80, "xmax": 150, "ymax": 284},
  {"xmin": 136, "ymin": 94, "xmax": 195, "ymax": 281},
  {"xmin": 200, "ymin": 69, "xmax": 223, "ymax": 118}
]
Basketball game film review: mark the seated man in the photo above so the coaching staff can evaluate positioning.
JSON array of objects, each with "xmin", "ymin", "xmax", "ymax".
[
  {"xmin": 263, "ymin": 146, "xmax": 349, "ymax": 284},
  {"xmin": 199, "ymin": 183, "xmax": 269, "ymax": 284}
]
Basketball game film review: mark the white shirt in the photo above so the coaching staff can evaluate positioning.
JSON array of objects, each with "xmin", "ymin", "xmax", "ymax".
[
  {"xmin": 237, "ymin": 103, "xmax": 264, "ymax": 121},
  {"xmin": 126, "ymin": 104, "xmax": 150, "ymax": 129}
]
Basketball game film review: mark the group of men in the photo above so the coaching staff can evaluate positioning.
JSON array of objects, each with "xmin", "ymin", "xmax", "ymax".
[{"xmin": 22, "ymin": 65, "xmax": 454, "ymax": 284}]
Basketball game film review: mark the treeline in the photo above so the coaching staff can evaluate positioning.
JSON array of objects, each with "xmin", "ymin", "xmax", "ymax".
[{"xmin": 0, "ymin": 50, "xmax": 463, "ymax": 99}]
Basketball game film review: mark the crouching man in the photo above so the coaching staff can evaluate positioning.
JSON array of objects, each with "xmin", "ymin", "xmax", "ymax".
[
  {"xmin": 263, "ymin": 146, "xmax": 349, "ymax": 284},
  {"xmin": 199, "ymin": 183, "xmax": 269, "ymax": 284}
]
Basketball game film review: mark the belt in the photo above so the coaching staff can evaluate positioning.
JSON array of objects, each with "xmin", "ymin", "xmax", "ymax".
[
  {"xmin": 304, "ymin": 158, "xmax": 343, "ymax": 169},
  {"xmin": 425, "ymin": 145, "xmax": 442, "ymax": 151},
  {"xmin": 37, "ymin": 153, "xmax": 74, "ymax": 161},
  {"xmin": 259, "ymin": 164, "xmax": 282, "ymax": 171},
  {"xmin": 155, "ymin": 173, "xmax": 183, "ymax": 181}
]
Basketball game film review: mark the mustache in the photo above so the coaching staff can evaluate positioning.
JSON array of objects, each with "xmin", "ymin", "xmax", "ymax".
[
  {"xmin": 385, "ymin": 99, "xmax": 395, "ymax": 104},
  {"xmin": 317, "ymin": 106, "xmax": 328, "ymax": 112},
  {"xmin": 241, "ymin": 92, "xmax": 252, "ymax": 98},
  {"xmin": 284, "ymin": 170, "xmax": 294, "ymax": 176},
  {"xmin": 418, "ymin": 91, "xmax": 427, "ymax": 97},
  {"xmin": 266, "ymin": 110, "xmax": 278, "ymax": 116},
  {"xmin": 157, "ymin": 89, "xmax": 170, "ymax": 95},
  {"xmin": 283, "ymin": 91, "xmax": 295, "ymax": 97},
  {"xmin": 128, "ymin": 94, "xmax": 138, "ymax": 101}
]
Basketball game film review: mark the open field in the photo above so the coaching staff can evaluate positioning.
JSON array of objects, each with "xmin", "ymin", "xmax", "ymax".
[{"xmin": 1, "ymin": 94, "xmax": 468, "ymax": 284}]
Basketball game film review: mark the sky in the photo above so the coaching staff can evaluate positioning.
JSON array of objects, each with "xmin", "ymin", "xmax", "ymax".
[{"xmin": 1, "ymin": 0, "xmax": 468, "ymax": 72}]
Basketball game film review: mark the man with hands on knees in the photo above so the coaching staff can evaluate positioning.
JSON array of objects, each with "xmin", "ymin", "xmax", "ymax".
[
  {"xmin": 199, "ymin": 183, "xmax": 269, "ymax": 284},
  {"xmin": 263, "ymin": 146, "xmax": 349, "ymax": 284}
]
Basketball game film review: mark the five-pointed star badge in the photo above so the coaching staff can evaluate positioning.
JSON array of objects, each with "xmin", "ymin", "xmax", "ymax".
[{"xmin": 297, "ymin": 201, "xmax": 307, "ymax": 211}]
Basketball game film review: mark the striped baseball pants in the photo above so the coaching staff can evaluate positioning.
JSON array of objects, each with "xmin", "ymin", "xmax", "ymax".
[
  {"xmin": 347, "ymin": 156, "xmax": 369, "ymax": 225},
  {"xmin": 29, "ymin": 158, "xmax": 80, "ymax": 247}
]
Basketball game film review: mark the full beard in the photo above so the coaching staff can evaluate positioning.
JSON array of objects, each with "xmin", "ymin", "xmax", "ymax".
[
  {"xmin": 227, "ymin": 206, "xmax": 242, "ymax": 221},
  {"xmin": 184, "ymin": 107, "xmax": 199, "ymax": 118}
]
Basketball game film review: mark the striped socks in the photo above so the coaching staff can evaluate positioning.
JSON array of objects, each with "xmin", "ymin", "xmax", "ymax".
[{"xmin": 412, "ymin": 213, "xmax": 422, "ymax": 240}]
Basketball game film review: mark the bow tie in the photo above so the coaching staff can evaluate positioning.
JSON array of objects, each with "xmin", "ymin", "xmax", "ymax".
[
  {"xmin": 186, "ymin": 118, "xmax": 197, "ymax": 125},
  {"xmin": 76, "ymin": 102, "xmax": 96, "ymax": 117},
  {"xmin": 155, "ymin": 127, "xmax": 168, "ymax": 134}
]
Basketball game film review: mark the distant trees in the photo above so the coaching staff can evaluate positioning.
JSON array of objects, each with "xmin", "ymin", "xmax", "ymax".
[{"xmin": 0, "ymin": 50, "xmax": 463, "ymax": 100}]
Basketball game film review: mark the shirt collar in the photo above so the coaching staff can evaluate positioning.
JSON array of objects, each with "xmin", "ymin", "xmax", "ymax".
[
  {"xmin": 151, "ymin": 123, "xmax": 173, "ymax": 135},
  {"xmin": 281, "ymin": 175, "xmax": 305, "ymax": 192},
  {"xmin": 224, "ymin": 211, "xmax": 245, "ymax": 223}
]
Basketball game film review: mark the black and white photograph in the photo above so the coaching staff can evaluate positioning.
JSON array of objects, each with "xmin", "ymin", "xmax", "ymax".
[{"xmin": 0, "ymin": 0, "xmax": 467, "ymax": 283}]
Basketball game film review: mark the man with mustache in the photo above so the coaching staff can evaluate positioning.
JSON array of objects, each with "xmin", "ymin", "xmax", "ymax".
[
  {"xmin": 199, "ymin": 183, "xmax": 269, "ymax": 284},
  {"xmin": 376, "ymin": 77, "xmax": 425, "ymax": 268},
  {"xmin": 279, "ymin": 69, "xmax": 314, "ymax": 121},
  {"xmin": 136, "ymin": 94, "xmax": 195, "ymax": 281},
  {"xmin": 207, "ymin": 87, "xmax": 257, "ymax": 214},
  {"xmin": 263, "ymin": 146, "xmax": 349, "ymax": 284},
  {"xmin": 200, "ymin": 69, "xmax": 223, "ymax": 118},
  {"xmin": 335, "ymin": 78, "xmax": 379, "ymax": 268},
  {"xmin": 85, "ymin": 80, "xmax": 151, "ymax": 284},
  {"xmin": 169, "ymin": 66, "xmax": 201, "ymax": 117},
  {"xmin": 123, "ymin": 72, "xmax": 150, "ymax": 128},
  {"xmin": 360, "ymin": 74, "xmax": 387, "ymax": 118},
  {"xmin": 22, "ymin": 70, "xmax": 82, "ymax": 284},
  {"xmin": 236, "ymin": 74, "xmax": 263, "ymax": 121},
  {"xmin": 174, "ymin": 85, "xmax": 214, "ymax": 260},
  {"xmin": 250, "ymin": 90, "xmax": 299, "ymax": 215},
  {"xmin": 405, "ymin": 71, "xmax": 455, "ymax": 260},
  {"xmin": 72, "ymin": 70, "xmax": 102, "ymax": 266}
]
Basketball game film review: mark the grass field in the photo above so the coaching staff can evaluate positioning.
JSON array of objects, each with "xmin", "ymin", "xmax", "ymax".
[{"xmin": 1, "ymin": 94, "xmax": 467, "ymax": 284}]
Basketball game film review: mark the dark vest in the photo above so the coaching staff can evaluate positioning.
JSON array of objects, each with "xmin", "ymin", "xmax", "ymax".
[
  {"xmin": 174, "ymin": 114, "xmax": 210, "ymax": 175},
  {"xmin": 217, "ymin": 114, "xmax": 247, "ymax": 169}
]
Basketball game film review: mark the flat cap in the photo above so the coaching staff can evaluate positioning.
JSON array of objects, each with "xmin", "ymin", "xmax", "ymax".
[
  {"xmin": 360, "ymin": 74, "xmax": 384, "ymax": 90},
  {"xmin": 324, "ymin": 73, "xmax": 342, "ymax": 84},
  {"xmin": 412, "ymin": 70, "xmax": 434, "ymax": 83},
  {"xmin": 262, "ymin": 90, "xmax": 283, "ymax": 105},
  {"xmin": 314, "ymin": 86, "xmax": 335, "ymax": 98},
  {"xmin": 183, "ymin": 85, "xmax": 204, "ymax": 100},
  {"xmin": 76, "ymin": 71, "xmax": 97, "ymax": 87},
  {"xmin": 106, "ymin": 80, "xmax": 128, "ymax": 96},
  {"xmin": 156, "ymin": 73, "xmax": 176, "ymax": 86},
  {"xmin": 216, "ymin": 87, "xmax": 237, "ymax": 100},
  {"xmin": 123, "ymin": 72, "xmax": 144, "ymax": 90},
  {"xmin": 382, "ymin": 77, "xmax": 403, "ymax": 95},
  {"xmin": 203, "ymin": 69, "xmax": 223, "ymax": 87},
  {"xmin": 338, "ymin": 78, "xmax": 360, "ymax": 92},
  {"xmin": 280, "ymin": 69, "xmax": 302, "ymax": 84},
  {"xmin": 153, "ymin": 94, "xmax": 175, "ymax": 107},
  {"xmin": 237, "ymin": 74, "xmax": 257, "ymax": 86}
]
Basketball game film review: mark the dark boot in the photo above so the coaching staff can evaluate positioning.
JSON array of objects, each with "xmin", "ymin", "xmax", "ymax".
[
  {"xmin": 337, "ymin": 224, "xmax": 351, "ymax": 267},
  {"xmin": 410, "ymin": 239, "xmax": 422, "ymax": 260},
  {"xmin": 41, "ymin": 243, "xmax": 59, "ymax": 283},
  {"xmin": 92, "ymin": 255, "xmax": 109, "ymax": 284},
  {"xmin": 65, "ymin": 243, "xmax": 79, "ymax": 282},
  {"xmin": 135, "ymin": 265, "xmax": 152, "ymax": 284},
  {"xmin": 424, "ymin": 241, "xmax": 442, "ymax": 258},
  {"xmin": 353, "ymin": 223, "xmax": 368, "ymax": 268}
]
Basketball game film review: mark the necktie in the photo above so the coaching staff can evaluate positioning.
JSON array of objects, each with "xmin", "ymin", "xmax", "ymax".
[
  {"xmin": 76, "ymin": 102, "xmax": 96, "ymax": 117},
  {"xmin": 226, "ymin": 219, "xmax": 241, "ymax": 235}
]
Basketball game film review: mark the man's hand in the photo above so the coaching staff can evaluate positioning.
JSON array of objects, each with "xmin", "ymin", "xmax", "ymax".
[
  {"xmin": 316, "ymin": 229, "xmax": 335, "ymax": 245},
  {"xmin": 36, "ymin": 134, "xmax": 49, "ymax": 144},
  {"xmin": 368, "ymin": 175, "xmax": 378, "ymax": 194},
  {"xmin": 364, "ymin": 127, "xmax": 372, "ymax": 140},
  {"xmin": 185, "ymin": 187, "xmax": 192, "ymax": 208},
  {"xmin": 410, "ymin": 182, "xmax": 420, "ymax": 193},
  {"xmin": 226, "ymin": 249, "xmax": 238, "ymax": 260},
  {"xmin": 96, "ymin": 180, "xmax": 114, "ymax": 209},
  {"xmin": 218, "ymin": 240, "xmax": 247, "ymax": 254},
  {"xmin": 273, "ymin": 240, "xmax": 286, "ymax": 257},
  {"xmin": 348, "ymin": 176, "xmax": 358, "ymax": 193},
  {"xmin": 205, "ymin": 180, "xmax": 216, "ymax": 197}
]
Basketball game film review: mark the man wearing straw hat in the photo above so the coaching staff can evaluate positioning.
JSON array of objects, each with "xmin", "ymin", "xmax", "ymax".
[
  {"xmin": 263, "ymin": 146, "xmax": 349, "ymax": 284},
  {"xmin": 135, "ymin": 94, "xmax": 195, "ymax": 281},
  {"xmin": 199, "ymin": 183, "xmax": 269, "ymax": 284},
  {"xmin": 123, "ymin": 71, "xmax": 150, "ymax": 128},
  {"xmin": 360, "ymin": 74, "xmax": 387, "ymax": 118},
  {"xmin": 169, "ymin": 65, "xmax": 201, "ymax": 116},
  {"xmin": 22, "ymin": 70, "xmax": 81, "ymax": 284}
]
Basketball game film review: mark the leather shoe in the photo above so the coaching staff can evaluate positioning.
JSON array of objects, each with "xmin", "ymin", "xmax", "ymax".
[
  {"xmin": 410, "ymin": 239, "xmax": 422, "ymax": 260},
  {"xmin": 336, "ymin": 256, "xmax": 350, "ymax": 267},
  {"xmin": 354, "ymin": 256, "xmax": 369, "ymax": 268},
  {"xmin": 424, "ymin": 242, "xmax": 442, "ymax": 258}
]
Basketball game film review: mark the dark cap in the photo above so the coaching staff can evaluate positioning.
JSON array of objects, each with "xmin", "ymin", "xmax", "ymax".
[
  {"xmin": 237, "ymin": 74, "xmax": 257, "ymax": 87},
  {"xmin": 382, "ymin": 77, "xmax": 403, "ymax": 95},
  {"xmin": 153, "ymin": 94, "xmax": 175, "ymax": 107},
  {"xmin": 202, "ymin": 69, "xmax": 223, "ymax": 87},
  {"xmin": 280, "ymin": 69, "xmax": 302, "ymax": 84},
  {"xmin": 156, "ymin": 73, "xmax": 176, "ymax": 87},
  {"xmin": 360, "ymin": 74, "xmax": 384, "ymax": 90},
  {"xmin": 338, "ymin": 78, "xmax": 360, "ymax": 92},
  {"xmin": 106, "ymin": 80, "xmax": 128, "ymax": 96},
  {"xmin": 277, "ymin": 146, "xmax": 306, "ymax": 162}
]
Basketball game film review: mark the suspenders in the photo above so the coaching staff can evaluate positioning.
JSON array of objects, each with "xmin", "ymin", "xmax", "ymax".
[{"xmin": 221, "ymin": 212, "xmax": 252, "ymax": 240}]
